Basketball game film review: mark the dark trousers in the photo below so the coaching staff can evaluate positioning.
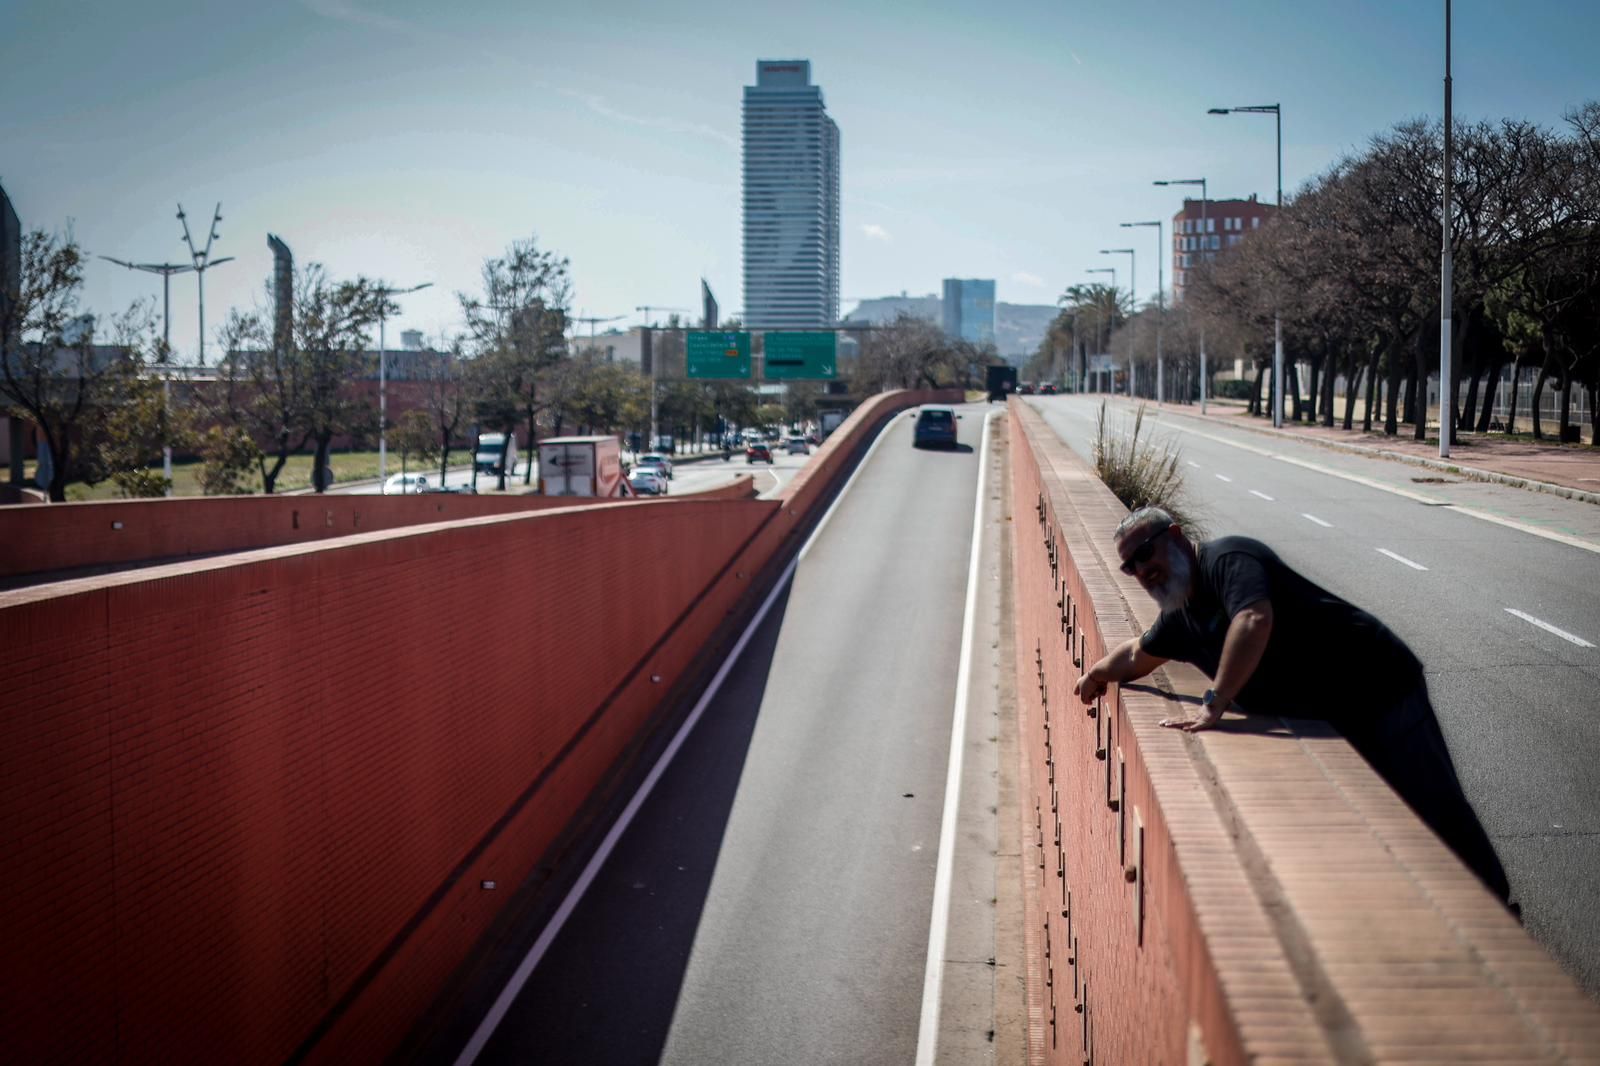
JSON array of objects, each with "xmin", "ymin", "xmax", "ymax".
[{"xmin": 1339, "ymin": 680, "xmax": 1512, "ymax": 904}]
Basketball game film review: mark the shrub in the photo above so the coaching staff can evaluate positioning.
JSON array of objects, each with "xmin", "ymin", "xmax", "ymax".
[
  {"xmin": 1213, "ymin": 378, "xmax": 1254, "ymax": 400},
  {"xmin": 1093, "ymin": 401, "xmax": 1201, "ymax": 534}
]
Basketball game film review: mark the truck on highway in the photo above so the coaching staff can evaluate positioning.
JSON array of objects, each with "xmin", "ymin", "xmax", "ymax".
[
  {"xmin": 986, "ymin": 364, "xmax": 1018, "ymax": 402},
  {"xmin": 538, "ymin": 435, "xmax": 628, "ymax": 497},
  {"xmin": 474, "ymin": 432, "xmax": 517, "ymax": 477},
  {"xmin": 818, "ymin": 409, "xmax": 848, "ymax": 440}
]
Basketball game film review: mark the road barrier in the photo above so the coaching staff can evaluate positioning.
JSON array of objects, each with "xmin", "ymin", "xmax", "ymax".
[
  {"xmin": 0, "ymin": 388, "xmax": 956, "ymax": 1065},
  {"xmin": 1007, "ymin": 398, "xmax": 1600, "ymax": 1063}
]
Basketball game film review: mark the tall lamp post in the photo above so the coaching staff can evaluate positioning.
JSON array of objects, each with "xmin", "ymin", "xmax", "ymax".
[
  {"xmin": 175, "ymin": 204, "xmax": 235, "ymax": 366},
  {"xmin": 100, "ymin": 254, "xmax": 197, "ymax": 494},
  {"xmin": 374, "ymin": 281, "xmax": 433, "ymax": 485},
  {"xmin": 1121, "ymin": 221, "xmax": 1164, "ymax": 403},
  {"xmin": 1101, "ymin": 248, "xmax": 1136, "ymax": 396},
  {"xmin": 1154, "ymin": 177, "xmax": 1208, "ymax": 412},
  {"xmin": 1439, "ymin": 1, "xmax": 1454, "ymax": 458},
  {"xmin": 1209, "ymin": 103, "xmax": 1283, "ymax": 425},
  {"xmin": 1087, "ymin": 267, "xmax": 1116, "ymax": 393}
]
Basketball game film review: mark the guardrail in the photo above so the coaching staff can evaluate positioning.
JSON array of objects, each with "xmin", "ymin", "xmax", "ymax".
[{"xmin": 1007, "ymin": 397, "xmax": 1600, "ymax": 1063}]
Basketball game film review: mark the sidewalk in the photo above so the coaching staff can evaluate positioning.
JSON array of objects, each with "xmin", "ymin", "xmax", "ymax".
[{"xmin": 1120, "ymin": 397, "xmax": 1600, "ymax": 505}]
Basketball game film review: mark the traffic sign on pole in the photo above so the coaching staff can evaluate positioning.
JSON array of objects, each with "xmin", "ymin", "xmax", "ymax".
[
  {"xmin": 686, "ymin": 330, "xmax": 752, "ymax": 379},
  {"xmin": 763, "ymin": 331, "xmax": 837, "ymax": 380}
]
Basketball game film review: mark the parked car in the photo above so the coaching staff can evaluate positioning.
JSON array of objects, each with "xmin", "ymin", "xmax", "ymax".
[
  {"xmin": 911, "ymin": 405, "xmax": 961, "ymax": 449},
  {"xmin": 383, "ymin": 472, "xmax": 431, "ymax": 495},
  {"xmin": 637, "ymin": 452, "xmax": 673, "ymax": 480},
  {"xmin": 747, "ymin": 442, "xmax": 774, "ymax": 464},
  {"xmin": 1040, "ymin": 382, "xmax": 1058, "ymax": 395},
  {"xmin": 628, "ymin": 469, "xmax": 668, "ymax": 495},
  {"xmin": 786, "ymin": 436, "xmax": 809, "ymax": 455}
]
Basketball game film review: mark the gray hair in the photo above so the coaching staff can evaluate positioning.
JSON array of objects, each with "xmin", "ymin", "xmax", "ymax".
[{"xmin": 1113, "ymin": 505, "xmax": 1176, "ymax": 543}]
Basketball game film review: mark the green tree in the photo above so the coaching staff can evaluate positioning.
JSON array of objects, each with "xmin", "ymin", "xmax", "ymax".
[
  {"xmin": 391, "ymin": 408, "xmax": 439, "ymax": 478},
  {"xmin": 197, "ymin": 423, "xmax": 261, "ymax": 495},
  {"xmin": 0, "ymin": 227, "xmax": 163, "ymax": 500}
]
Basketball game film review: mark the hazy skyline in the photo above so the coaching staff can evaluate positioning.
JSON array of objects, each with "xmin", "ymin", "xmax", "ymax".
[{"xmin": 3, "ymin": 0, "xmax": 1597, "ymax": 361}]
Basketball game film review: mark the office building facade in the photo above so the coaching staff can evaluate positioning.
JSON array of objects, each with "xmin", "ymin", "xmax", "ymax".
[
  {"xmin": 1170, "ymin": 194, "xmax": 1276, "ymax": 300},
  {"xmin": 942, "ymin": 278, "xmax": 996, "ymax": 346},
  {"xmin": 742, "ymin": 60, "xmax": 840, "ymax": 329}
]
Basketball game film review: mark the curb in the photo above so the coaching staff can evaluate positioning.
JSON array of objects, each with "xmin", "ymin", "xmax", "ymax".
[{"xmin": 1116, "ymin": 398, "xmax": 1600, "ymax": 508}]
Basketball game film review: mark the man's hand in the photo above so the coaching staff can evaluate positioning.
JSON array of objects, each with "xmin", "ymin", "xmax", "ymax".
[
  {"xmin": 1074, "ymin": 671, "xmax": 1107, "ymax": 705},
  {"xmin": 1159, "ymin": 702, "xmax": 1225, "ymax": 732}
]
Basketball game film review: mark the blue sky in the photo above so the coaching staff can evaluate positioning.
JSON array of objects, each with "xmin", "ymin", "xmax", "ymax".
[{"xmin": 2, "ymin": 0, "xmax": 1596, "ymax": 360}]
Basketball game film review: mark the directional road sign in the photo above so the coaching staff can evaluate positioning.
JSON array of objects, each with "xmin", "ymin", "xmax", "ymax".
[
  {"xmin": 763, "ymin": 331, "xmax": 837, "ymax": 380},
  {"xmin": 686, "ymin": 330, "xmax": 752, "ymax": 379}
]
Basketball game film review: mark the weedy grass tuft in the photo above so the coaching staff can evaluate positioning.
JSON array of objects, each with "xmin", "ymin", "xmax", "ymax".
[{"xmin": 1093, "ymin": 401, "xmax": 1202, "ymax": 535}]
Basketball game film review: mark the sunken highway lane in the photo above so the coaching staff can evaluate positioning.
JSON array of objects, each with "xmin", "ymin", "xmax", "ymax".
[
  {"xmin": 1029, "ymin": 393, "xmax": 1600, "ymax": 999},
  {"xmin": 444, "ymin": 404, "xmax": 997, "ymax": 1064}
]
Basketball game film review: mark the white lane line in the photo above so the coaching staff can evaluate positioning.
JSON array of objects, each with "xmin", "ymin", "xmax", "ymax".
[
  {"xmin": 1187, "ymin": 460, "xmax": 1201, "ymax": 468},
  {"xmin": 1301, "ymin": 513, "xmax": 1333, "ymax": 528},
  {"xmin": 1215, "ymin": 474, "xmax": 1233, "ymax": 483},
  {"xmin": 452, "ymin": 407, "xmax": 907, "ymax": 1066},
  {"xmin": 1376, "ymin": 548, "xmax": 1429, "ymax": 571},
  {"xmin": 915, "ymin": 408, "xmax": 996, "ymax": 1066},
  {"xmin": 1505, "ymin": 609, "xmax": 1596, "ymax": 649},
  {"xmin": 1249, "ymin": 490, "xmax": 1275, "ymax": 501}
]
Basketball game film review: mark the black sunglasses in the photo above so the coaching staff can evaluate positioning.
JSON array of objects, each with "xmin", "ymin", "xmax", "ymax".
[{"xmin": 1119, "ymin": 527, "xmax": 1169, "ymax": 575}]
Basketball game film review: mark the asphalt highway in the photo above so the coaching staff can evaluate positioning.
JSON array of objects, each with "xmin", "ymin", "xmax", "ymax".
[
  {"xmin": 1029, "ymin": 393, "xmax": 1600, "ymax": 998},
  {"xmin": 444, "ymin": 405, "xmax": 1003, "ymax": 1064}
]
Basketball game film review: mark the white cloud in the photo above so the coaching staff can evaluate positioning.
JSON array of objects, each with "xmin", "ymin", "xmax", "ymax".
[
  {"xmin": 861, "ymin": 223, "xmax": 891, "ymax": 241},
  {"xmin": 1012, "ymin": 271, "xmax": 1046, "ymax": 288},
  {"xmin": 556, "ymin": 89, "xmax": 737, "ymax": 149}
]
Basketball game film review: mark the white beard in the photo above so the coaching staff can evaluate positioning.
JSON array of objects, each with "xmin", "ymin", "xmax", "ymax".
[{"xmin": 1149, "ymin": 547, "xmax": 1192, "ymax": 613}]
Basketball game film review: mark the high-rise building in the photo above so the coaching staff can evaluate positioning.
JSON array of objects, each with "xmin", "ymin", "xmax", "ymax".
[
  {"xmin": 743, "ymin": 60, "xmax": 840, "ymax": 330},
  {"xmin": 1170, "ymin": 194, "xmax": 1276, "ymax": 300},
  {"xmin": 942, "ymin": 278, "xmax": 997, "ymax": 346}
]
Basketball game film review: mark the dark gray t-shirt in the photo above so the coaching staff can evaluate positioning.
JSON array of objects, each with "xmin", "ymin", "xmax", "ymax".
[{"xmin": 1138, "ymin": 536, "xmax": 1421, "ymax": 721}]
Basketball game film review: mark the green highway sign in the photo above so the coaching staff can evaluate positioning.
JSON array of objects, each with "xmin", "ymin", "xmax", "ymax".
[
  {"xmin": 763, "ymin": 331, "xmax": 837, "ymax": 380},
  {"xmin": 686, "ymin": 331, "xmax": 752, "ymax": 379}
]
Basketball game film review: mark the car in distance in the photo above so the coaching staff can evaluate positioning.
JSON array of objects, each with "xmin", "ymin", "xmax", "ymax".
[
  {"xmin": 628, "ymin": 469, "xmax": 668, "ymax": 495},
  {"xmin": 637, "ymin": 452, "xmax": 673, "ymax": 480},
  {"xmin": 911, "ymin": 405, "xmax": 961, "ymax": 449},
  {"xmin": 383, "ymin": 472, "xmax": 432, "ymax": 494},
  {"xmin": 747, "ymin": 442, "xmax": 774, "ymax": 464},
  {"xmin": 1039, "ymin": 382, "xmax": 1058, "ymax": 395},
  {"xmin": 1017, "ymin": 382, "xmax": 1035, "ymax": 395},
  {"xmin": 785, "ymin": 436, "xmax": 809, "ymax": 455}
]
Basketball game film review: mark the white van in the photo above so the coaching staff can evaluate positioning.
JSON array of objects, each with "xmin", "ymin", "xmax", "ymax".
[{"xmin": 474, "ymin": 432, "xmax": 517, "ymax": 476}]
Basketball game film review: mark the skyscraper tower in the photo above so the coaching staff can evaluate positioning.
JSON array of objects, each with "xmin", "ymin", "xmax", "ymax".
[{"xmin": 742, "ymin": 60, "xmax": 840, "ymax": 330}]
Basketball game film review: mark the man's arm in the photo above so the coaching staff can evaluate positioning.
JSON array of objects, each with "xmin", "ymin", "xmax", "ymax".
[
  {"xmin": 1161, "ymin": 599, "xmax": 1274, "ymax": 731},
  {"xmin": 1075, "ymin": 636, "xmax": 1167, "ymax": 704}
]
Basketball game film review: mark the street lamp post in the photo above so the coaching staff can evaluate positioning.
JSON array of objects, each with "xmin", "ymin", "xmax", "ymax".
[
  {"xmin": 1154, "ymin": 178, "xmax": 1208, "ymax": 412},
  {"xmin": 1439, "ymin": 1, "xmax": 1454, "ymax": 458},
  {"xmin": 1087, "ymin": 268, "xmax": 1116, "ymax": 393},
  {"xmin": 1121, "ymin": 221, "xmax": 1164, "ymax": 403},
  {"xmin": 1101, "ymin": 249, "xmax": 1136, "ymax": 396},
  {"xmin": 100, "ymin": 254, "xmax": 198, "ymax": 494},
  {"xmin": 175, "ymin": 204, "xmax": 235, "ymax": 366},
  {"xmin": 374, "ymin": 281, "xmax": 433, "ymax": 485},
  {"xmin": 1209, "ymin": 104, "xmax": 1283, "ymax": 425}
]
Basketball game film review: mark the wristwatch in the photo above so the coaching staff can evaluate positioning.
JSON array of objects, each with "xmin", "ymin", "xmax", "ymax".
[{"xmin": 1202, "ymin": 689, "xmax": 1229, "ymax": 713}]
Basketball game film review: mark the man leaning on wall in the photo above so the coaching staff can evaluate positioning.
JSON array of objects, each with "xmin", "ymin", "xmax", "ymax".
[{"xmin": 1073, "ymin": 506, "xmax": 1512, "ymax": 907}]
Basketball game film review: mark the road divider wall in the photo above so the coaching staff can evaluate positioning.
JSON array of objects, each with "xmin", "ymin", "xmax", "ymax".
[
  {"xmin": 0, "ymin": 388, "xmax": 954, "ymax": 1066},
  {"xmin": 1007, "ymin": 398, "xmax": 1600, "ymax": 1065}
]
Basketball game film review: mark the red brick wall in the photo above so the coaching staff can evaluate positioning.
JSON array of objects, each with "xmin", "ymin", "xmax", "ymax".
[
  {"xmin": 1008, "ymin": 399, "xmax": 1600, "ymax": 1064},
  {"xmin": 0, "ymin": 389, "xmax": 950, "ymax": 1066},
  {"xmin": 0, "ymin": 475, "xmax": 761, "ymax": 582}
]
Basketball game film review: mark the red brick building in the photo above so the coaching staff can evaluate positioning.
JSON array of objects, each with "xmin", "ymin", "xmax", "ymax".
[{"xmin": 1171, "ymin": 194, "xmax": 1276, "ymax": 300}]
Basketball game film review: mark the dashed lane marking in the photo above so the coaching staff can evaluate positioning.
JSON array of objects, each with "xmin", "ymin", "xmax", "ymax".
[
  {"xmin": 1302, "ymin": 513, "xmax": 1333, "ymax": 528},
  {"xmin": 1249, "ymin": 490, "xmax": 1275, "ymax": 501},
  {"xmin": 1504, "ymin": 609, "xmax": 1595, "ymax": 649},
  {"xmin": 1376, "ymin": 548, "xmax": 1429, "ymax": 571},
  {"xmin": 1215, "ymin": 474, "xmax": 1233, "ymax": 483}
]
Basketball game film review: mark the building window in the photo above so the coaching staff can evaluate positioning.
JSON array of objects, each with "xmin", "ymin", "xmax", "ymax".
[
  {"xmin": 1227, "ymin": 234, "xmax": 1241, "ymax": 248},
  {"xmin": 1252, "ymin": 217, "xmax": 1261, "ymax": 229},
  {"xmin": 1206, "ymin": 218, "xmax": 1215, "ymax": 234}
]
